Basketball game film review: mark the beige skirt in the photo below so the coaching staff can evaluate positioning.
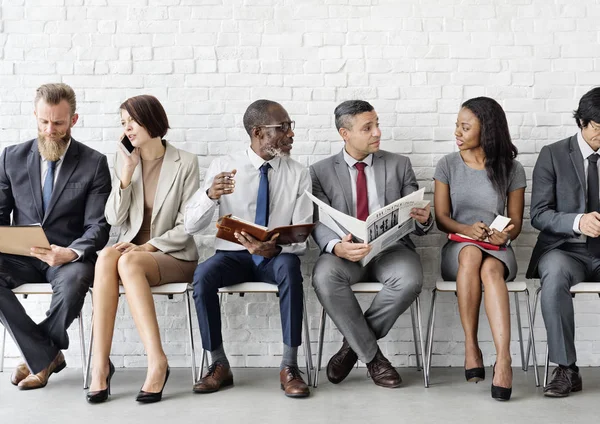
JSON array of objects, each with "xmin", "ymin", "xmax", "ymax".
[{"xmin": 147, "ymin": 252, "xmax": 197, "ymax": 286}]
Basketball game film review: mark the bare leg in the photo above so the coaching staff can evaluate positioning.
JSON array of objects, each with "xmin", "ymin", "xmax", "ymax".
[
  {"xmin": 118, "ymin": 252, "xmax": 168, "ymax": 393},
  {"xmin": 480, "ymin": 256, "xmax": 512, "ymax": 388},
  {"xmin": 89, "ymin": 247, "xmax": 121, "ymax": 392},
  {"xmin": 456, "ymin": 246, "xmax": 484, "ymax": 369}
]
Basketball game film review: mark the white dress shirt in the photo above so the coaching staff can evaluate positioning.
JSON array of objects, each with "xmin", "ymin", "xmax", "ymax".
[
  {"xmin": 39, "ymin": 140, "xmax": 82, "ymax": 260},
  {"xmin": 572, "ymin": 131, "xmax": 600, "ymax": 240},
  {"xmin": 184, "ymin": 147, "xmax": 312, "ymax": 255}
]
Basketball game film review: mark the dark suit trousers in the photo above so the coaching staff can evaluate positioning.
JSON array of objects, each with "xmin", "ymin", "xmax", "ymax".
[
  {"xmin": 192, "ymin": 250, "xmax": 304, "ymax": 352},
  {"xmin": 0, "ymin": 253, "xmax": 93, "ymax": 374},
  {"xmin": 538, "ymin": 243, "xmax": 600, "ymax": 366}
]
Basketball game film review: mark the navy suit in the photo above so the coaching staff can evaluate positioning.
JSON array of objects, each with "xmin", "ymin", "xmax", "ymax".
[{"xmin": 0, "ymin": 138, "xmax": 111, "ymax": 373}]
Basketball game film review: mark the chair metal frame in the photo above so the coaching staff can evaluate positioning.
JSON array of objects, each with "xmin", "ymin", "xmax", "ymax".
[
  {"xmin": 426, "ymin": 280, "xmax": 539, "ymax": 387},
  {"xmin": 198, "ymin": 282, "xmax": 314, "ymax": 386},
  {"xmin": 0, "ymin": 283, "xmax": 87, "ymax": 388},
  {"xmin": 84, "ymin": 283, "xmax": 197, "ymax": 389},
  {"xmin": 312, "ymin": 282, "xmax": 428, "ymax": 388},
  {"xmin": 527, "ymin": 282, "xmax": 600, "ymax": 388}
]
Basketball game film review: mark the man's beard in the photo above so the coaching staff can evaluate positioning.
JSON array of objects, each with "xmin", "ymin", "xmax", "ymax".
[
  {"xmin": 264, "ymin": 141, "xmax": 291, "ymax": 158},
  {"xmin": 38, "ymin": 129, "xmax": 70, "ymax": 162}
]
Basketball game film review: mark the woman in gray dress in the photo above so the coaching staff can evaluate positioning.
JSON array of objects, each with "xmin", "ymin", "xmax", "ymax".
[{"xmin": 434, "ymin": 97, "xmax": 526, "ymax": 401}]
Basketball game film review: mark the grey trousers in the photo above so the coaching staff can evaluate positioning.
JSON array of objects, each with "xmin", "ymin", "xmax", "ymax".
[
  {"xmin": 538, "ymin": 243, "xmax": 600, "ymax": 366},
  {"xmin": 311, "ymin": 243, "xmax": 423, "ymax": 363},
  {"xmin": 0, "ymin": 253, "xmax": 93, "ymax": 374}
]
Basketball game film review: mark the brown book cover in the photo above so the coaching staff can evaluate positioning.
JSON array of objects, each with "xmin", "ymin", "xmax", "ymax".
[
  {"xmin": 216, "ymin": 215, "xmax": 315, "ymax": 245},
  {"xmin": 0, "ymin": 224, "xmax": 51, "ymax": 256}
]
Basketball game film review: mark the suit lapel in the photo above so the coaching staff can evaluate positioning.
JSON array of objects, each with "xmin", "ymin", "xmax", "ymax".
[
  {"xmin": 333, "ymin": 150, "xmax": 353, "ymax": 214},
  {"xmin": 569, "ymin": 135, "xmax": 586, "ymax": 202},
  {"xmin": 372, "ymin": 151, "xmax": 386, "ymax": 207},
  {"xmin": 152, "ymin": 142, "xmax": 180, "ymax": 220},
  {"xmin": 44, "ymin": 139, "xmax": 79, "ymax": 222},
  {"xmin": 27, "ymin": 140, "xmax": 44, "ymax": 221}
]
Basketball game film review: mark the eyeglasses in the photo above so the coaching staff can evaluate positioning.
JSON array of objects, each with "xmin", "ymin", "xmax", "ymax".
[{"xmin": 256, "ymin": 121, "xmax": 295, "ymax": 133}]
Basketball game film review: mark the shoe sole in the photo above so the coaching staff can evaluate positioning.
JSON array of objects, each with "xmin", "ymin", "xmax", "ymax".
[
  {"xmin": 193, "ymin": 377, "xmax": 234, "ymax": 393},
  {"xmin": 372, "ymin": 380, "xmax": 403, "ymax": 389},
  {"xmin": 280, "ymin": 385, "xmax": 310, "ymax": 398},
  {"xmin": 467, "ymin": 377, "xmax": 484, "ymax": 383}
]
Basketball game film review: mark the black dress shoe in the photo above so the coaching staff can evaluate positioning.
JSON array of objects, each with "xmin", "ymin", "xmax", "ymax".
[
  {"xmin": 136, "ymin": 366, "xmax": 170, "ymax": 403},
  {"xmin": 87, "ymin": 361, "xmax": 115, "ymax": 404},
  {"xmin": 326, "ymin": 339, "xmax": 358, "ymax": 384},
  {"xmin": 491, "ymin": 363, "xmax": 512, "ymax": 401},
  {"xmin": 366, "ymin": 349, "xmax": 402, "ymax": 388},
  {"xmin": 465, "ymin": 349, "xmax": 485, "ymax": 383},
  {"xmin": 544, "ymin": 366, "xmax": 582, "ymax": 398}
]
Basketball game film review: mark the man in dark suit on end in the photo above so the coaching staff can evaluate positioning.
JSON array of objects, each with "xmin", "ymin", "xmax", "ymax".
[
  {"xmin": 527, "ymin": 87, "xmax": 600, "ymax": 397},
  {"xmin": 310, "ymin": 100, "xmax": 432, "ymax": 388},
  {"xmin": 0, "ymin": 83, "xmax": 111, "ymax": 390}
]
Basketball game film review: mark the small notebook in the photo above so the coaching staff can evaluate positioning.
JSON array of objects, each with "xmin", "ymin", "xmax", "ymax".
[
  {"xmin": 0, "ymin": 224, "xmax": 51, "ymax": 256},
  {"xmin": 448, "ymin": 233, "xmax": 505, "ymax": 251},
  {"xmin": 215, "ymin": 215, "xmax": 315, "ymax": 246}
]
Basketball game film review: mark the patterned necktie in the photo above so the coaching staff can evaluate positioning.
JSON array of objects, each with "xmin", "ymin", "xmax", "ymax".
[
  {"xmin": 587, "ymin": 154, "xmax": 600, "ymax": 255},
  {"xmin": 354, "ymin": 162, "xmax": 369, "ymax": 221},
  {"xmin": 42, "ymin": 160, "xmax": 57, "ymax": 214},
  {"xmin": 253, "ymin": 163, "xmax": 271, "ymax": 265}
]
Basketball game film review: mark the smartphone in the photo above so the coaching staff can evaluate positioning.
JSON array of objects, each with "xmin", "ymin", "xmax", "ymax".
[{"xmin": 120, "ymin": 134, "xmax": 135, "ymax": 156}]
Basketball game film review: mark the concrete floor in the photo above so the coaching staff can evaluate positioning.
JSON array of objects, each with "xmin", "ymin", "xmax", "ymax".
[{"xmin": 0, "ymin": 366, "xmax": 596, "ymax": 424}]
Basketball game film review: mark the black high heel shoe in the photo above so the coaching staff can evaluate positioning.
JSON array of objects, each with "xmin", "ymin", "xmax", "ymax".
[
  {"xmin": 86, "ymin": 360, "xmax": 115, "ymax": 404},
  {"xmin": 465, "ymin": 349, "xmax": 485, "ymax": 383},
  {"xmin": 491, "ymin": 363, "xmax": 512, "ymax": 401},
  {"xmin": 136, "ymin": 365, "xmax": 170, "ymax": 404}
]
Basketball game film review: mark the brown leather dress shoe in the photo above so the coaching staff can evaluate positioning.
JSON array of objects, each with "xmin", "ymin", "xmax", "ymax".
[
  {"xmin": 18, "ymin": 351, "xmax": 66, "ymax": 390},
  {"xmin": 366, "ymin": 349, "xmax": 402, "ymax": 388},
  {"xmin": 193, "ymin": 362, "xmax": 233, "ymax": 393},
  {"xmin": 11, "ymin": 362, "xmax": 30, "ymax": 386},
  {"xmin": 280, "ymin": 366, "xmax": 310, "ymax": 398},
  {"xmin": 327, "ymin": 339, "xmax": 358, "ymax": 384}
]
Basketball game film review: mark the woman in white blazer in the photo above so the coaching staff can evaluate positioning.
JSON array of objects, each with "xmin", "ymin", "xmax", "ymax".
[{"xmin": 86, "ymin": 95, "xmax": 199, "ymax": 404}]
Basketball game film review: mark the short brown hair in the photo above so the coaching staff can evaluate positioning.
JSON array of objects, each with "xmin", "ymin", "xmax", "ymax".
[
  {"xmin": 120, "ymin": 95, "xmax": 170, "ymax": 139},
  {"xmin": 34, "ymin": 83, "xmax": 77, "ymax": 116}
]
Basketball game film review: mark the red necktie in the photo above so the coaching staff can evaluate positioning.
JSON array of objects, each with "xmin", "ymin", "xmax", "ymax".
[{"xmin": 354, "ymin": 162, "xmax": 368, "ymax": 221}]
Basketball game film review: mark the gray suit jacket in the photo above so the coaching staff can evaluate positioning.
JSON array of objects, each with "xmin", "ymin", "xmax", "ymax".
[
  {"xmin": 527, "ymin": 135, "xmax": 585, "ymax": 278},
  {"xmin": 310, "ymin": 149, "xmax": 431, "ymax": 253},
  {"xmin": 0, "ymin": 138, "xmax": 111, "ymax": 262}
]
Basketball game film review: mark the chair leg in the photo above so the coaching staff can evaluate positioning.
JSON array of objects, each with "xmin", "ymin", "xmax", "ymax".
[
  {"xmin": 186, "ymin": 290, "xmax": 198, "ymax": 385},
  {"xmin": 302, "ymin": 297, "xmax": 313, "ymax": 386},
  {"xmin": 78, "ymin": 312, "xmax": 87, "ymax": 389},
  {"xmin": 200, "ymin": 350, "xmax": 207, "ymax": 377},
  {"xmin": 409, "ymin": 303, "xmax": 421, "ymax": 371},
  {"xmin": 514, "ymin": 292, "xmax": 526, "ymax": 371},
  {"xmin": 544, "ymin": 342, "xmax": 550, "ymax": 388},
  {"xmin": 525, "ymin": 286, "xmax": 541, "ymax": 372},
  {"xmin": 84, "ymin": 292, "xmax": 95, "ymax": 391},
  {"xmin": 415, "ymin": 296, "xmax": 428, "ymax": 388},
  {"xmin": 524, "ymin": 288, "xmax": 540, "ymax": 387},
  {"xmin": 0, "ymin": 325, "xmax": 6, "ymax": 373},
  {"xmin": 425, "ymin": 288, "xmax": 437, "ymax": 385},
  {"xmin": 313, "ymin": 306, "xmax": 327, "ymax": 388}
]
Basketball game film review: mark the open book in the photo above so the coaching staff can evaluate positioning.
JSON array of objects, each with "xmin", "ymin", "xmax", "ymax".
[
  {"xmin": 215, "ymin": 215, "xmax": 315, "ymax": 246},
  {"xmin": 0, "ymin": 224, "xmax": 51, "ymax": 256},
  {"xmin": 306, "ymin": 188, "xmax": 430, "ymax": 265}
]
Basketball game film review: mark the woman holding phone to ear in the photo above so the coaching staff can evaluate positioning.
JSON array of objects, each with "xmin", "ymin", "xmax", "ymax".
[
  {"xmin": 433, "ymin": 97, "xmax": 526, "ymax": 401},
  {"xmin": 86, "ymin": 95, "xmax": 199, "ymax": 404}
]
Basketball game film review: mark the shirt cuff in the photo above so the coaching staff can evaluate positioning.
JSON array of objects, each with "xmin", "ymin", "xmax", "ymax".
[
  {"xmin": 573, "ymin": 214, "xmax": 584, "ymax": 235},
  {"xmin": 70, "ymin": 249, "xmax": 83, "ymax": 262},
  {"xmin": 325, "ymin": 239, "xmax": 342, "ymax": 254}
]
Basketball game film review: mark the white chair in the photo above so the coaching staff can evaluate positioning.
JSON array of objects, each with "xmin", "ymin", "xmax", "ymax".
[
  {"xmin": 198, "ymin": 282, "xmax": 314, "ymax": 385},
  {"xmin": 0, "ymin": 283, "xmax": 87, "ymax": 387},
  {"xmin": 527, "ymin": 282, "xmax": 600, "ymax": 388},
  {"xmin": 313, "ymin": 282, "xmax": 428, "ymax": 388},
  {"xmin": 84, "ymin": 282, "xmax": 197, "ymax": 389},
  {"xmin": 426, "ymin": 280, "xmax": 539, "ymax": 387}
]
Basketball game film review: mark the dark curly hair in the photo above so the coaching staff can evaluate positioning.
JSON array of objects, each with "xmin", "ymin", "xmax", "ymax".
[{"xmin": 462, "ymin": 97, "xmax": 518, "ymax": 195}]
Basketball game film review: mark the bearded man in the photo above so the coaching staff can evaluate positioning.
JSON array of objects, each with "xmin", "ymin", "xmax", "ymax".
[
  {"xmin": 0, "ymin": 83, "xmax": 111, "ymax": 390},
  {"xmin": 184, "ymin": 99, "xmax": 313, "ymax": 398}
]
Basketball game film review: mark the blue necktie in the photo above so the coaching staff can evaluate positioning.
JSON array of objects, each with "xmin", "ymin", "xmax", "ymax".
[
  {"xmin": 42, "ymin": 160, "xmax": 57, "ymax": 214},
  {"xmin": 253, "ymin": 163, "xmax": 271, "ymax": 265}
]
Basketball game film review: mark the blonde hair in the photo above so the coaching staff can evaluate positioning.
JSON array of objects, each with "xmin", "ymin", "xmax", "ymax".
[{"xmin": 34, "ymin": 83, "xmax": 77, "ymax": 116}]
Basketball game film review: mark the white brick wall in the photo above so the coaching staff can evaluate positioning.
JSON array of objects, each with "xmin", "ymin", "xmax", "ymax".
[{"xmin": 1, "ymin": 0, "xmax": 600, "ymax": 369}]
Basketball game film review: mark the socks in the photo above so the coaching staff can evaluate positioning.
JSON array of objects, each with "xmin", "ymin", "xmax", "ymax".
[
  {"xmin": 210, "ymin": 344, "xmax": 229, "ymax": 367},
  {"xmin": 280, "ymin": 344, "xmax": 298, "ymax": 370}
]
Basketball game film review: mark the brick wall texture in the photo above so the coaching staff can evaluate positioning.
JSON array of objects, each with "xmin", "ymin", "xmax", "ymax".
[{"xmin": 1, "ymin": 0, "xmax": 600, "ymax": 369}]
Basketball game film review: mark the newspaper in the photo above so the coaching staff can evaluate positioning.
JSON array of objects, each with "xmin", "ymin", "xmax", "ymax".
[{"xmin": 306, "ymin": 188, "xmax": 430, "ymax": 265}]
